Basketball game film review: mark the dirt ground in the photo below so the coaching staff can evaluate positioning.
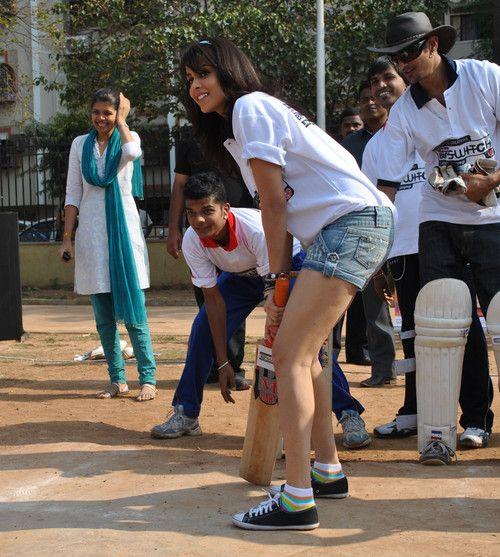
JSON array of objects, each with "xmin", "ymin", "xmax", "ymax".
[{"xmin": 0, "ymin": 308, "xmax": 499, "ymax": 556}]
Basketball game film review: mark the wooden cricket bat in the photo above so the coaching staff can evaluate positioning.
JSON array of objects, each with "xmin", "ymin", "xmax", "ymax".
[{"xmin": 239, "ymin": 275, "xmax": 290, "ymax": 486}]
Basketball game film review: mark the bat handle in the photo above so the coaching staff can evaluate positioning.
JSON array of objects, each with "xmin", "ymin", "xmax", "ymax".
[
  {"xmin": 264, "ymin": 274, "xmax": 290, "ymax": 348},
  {"xmin": 274, "ymin": 274, "xmax": 290, "ymax": 307}
]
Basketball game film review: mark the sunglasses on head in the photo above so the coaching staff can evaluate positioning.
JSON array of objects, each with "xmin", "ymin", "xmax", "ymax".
[{"xmin": 390, "ymin": 38, "xmax": 427, "ymax": 64}]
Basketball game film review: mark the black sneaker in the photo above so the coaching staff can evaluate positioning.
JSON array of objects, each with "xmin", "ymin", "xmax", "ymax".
[
  {"xmin": 232, "ymin": 493, "xmax": 319, "ymax": 531},
  {"xmin": 269, "ymin": 474, "xmax": 348, "ymax": 499},
  {"xmin": 419, "ymin": 440, "xmax": 456, "ymax": 465}
]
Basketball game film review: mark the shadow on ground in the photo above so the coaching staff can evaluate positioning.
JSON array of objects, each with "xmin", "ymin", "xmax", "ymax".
[{"xmin": 0, "ymin": 484, "xmax": 497, "ymax": 549}]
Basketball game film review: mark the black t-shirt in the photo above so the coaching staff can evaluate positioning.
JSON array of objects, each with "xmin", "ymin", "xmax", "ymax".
[{"xmin": 174, "ymin": 135, "xmax": 254, "ymax": 209}]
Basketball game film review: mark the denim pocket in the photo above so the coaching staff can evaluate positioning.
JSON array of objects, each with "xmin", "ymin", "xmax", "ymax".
[{"xmin": 353, "ymin": 233, "xmax": 389, "ymax": 270}]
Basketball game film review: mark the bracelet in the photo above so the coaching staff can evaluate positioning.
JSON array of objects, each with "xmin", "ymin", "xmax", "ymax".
[
  {"xmin": 217, "ymin": 360, "xmax": 230, "ymax": 371},
  {"xmin": 264, "ymin": 272, "xmax": 289, "ymax": 281},
  {"xmin": 63, "ymin": 232, "xmax": 71, "ymax": 239},
  {"xmin": 117, "ymin": 121, "xmax": 129, "ymax": 128}
]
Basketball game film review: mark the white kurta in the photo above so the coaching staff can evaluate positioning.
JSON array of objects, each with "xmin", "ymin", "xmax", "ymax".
[{"xmin": 65, "ymin": 131, "xmax": 150, "ymax": 295}]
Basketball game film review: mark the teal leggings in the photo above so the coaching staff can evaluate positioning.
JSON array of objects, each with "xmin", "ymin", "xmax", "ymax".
[{"xmin": 90, "ymin": 292, "xmax": 156, "ymax": 386}]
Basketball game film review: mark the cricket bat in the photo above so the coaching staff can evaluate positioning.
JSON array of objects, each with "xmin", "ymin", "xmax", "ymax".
[{"xmin": 239, "ymin": 274, "xmax": 290, "ymax": 486}]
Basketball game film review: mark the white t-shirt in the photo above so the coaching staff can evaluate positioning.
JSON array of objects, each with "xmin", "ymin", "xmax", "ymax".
[
  {"xmin": 182, "ymin": 207, "xmax": 301, "ymax": 289},
  {"xmin": 224, "ymin": 92, "xmax": 394, "ymax": 247},
  {"xmin": 376, "ymin": 58, "xmax": 500, "ymax": 225},
  {"xmin": 363, "ymin": 130, "xmax": 425, "ymax": 258}
]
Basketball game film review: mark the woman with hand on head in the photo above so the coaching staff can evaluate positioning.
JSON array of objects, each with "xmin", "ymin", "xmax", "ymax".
[
  {"xmin": 61, "ymin": 88, "xmax": 157, "ymax": 401},
  {"xmin": 181, "ymin": 38, "xmax": 394, "ymax": 531}
]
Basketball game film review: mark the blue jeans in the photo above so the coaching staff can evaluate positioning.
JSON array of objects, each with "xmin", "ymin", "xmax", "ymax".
[
  {"xmin": 172, "ymin": 257, "xmax": 363, "ymax": 418},
  {"xmin": 332, "ymin": 357, "xmax": 364, "ymax": 420},
  {"xmin": 303, "ymin": 206, "xmax": 394, "ymax": 290},
  {"xmin": 90, "ymin": 292, "xmax": 156, "ymax": 385}
]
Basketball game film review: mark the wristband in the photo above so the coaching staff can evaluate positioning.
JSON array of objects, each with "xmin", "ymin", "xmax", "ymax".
[{"xmin": 217, "ymin": 360, "xmax": 230, "ymax": 371}]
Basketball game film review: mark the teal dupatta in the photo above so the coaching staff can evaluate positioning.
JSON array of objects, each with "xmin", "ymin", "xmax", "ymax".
[{"xmin": 82, "ymin": 128, "xmax": 146, "ymax": 324}]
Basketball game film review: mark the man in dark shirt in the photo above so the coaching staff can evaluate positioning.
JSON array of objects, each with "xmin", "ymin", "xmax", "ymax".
[
  {"xmin": 340, "ymin": 83, "xmax": 396, "ymax": 387},
  {"xmin": 167, "ymin": 126, "xmax": 254, "ymax": 389},
  {"xmin": 338, "ymin": 107, "xmax": 363, "ymax": 141}
]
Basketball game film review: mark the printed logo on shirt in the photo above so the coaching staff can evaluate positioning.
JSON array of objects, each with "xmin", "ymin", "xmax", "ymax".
[
  {"xmin": 280, "ymin": 101, "xmax": 314, "ymax": 128},
  {"xmin": 251, "ymin": 182, "xmax": 294, "ymax": 205},
  {"xmin": 433, "ymin": 134, "xmax": 495, "ymax": 166},
  {"xmin": 283, "ymin": 179, "xmax": 295, "ymax": 201},
  {"xmin": 399, "ymin": 163, "xmax": 426, "ymax": 191}
]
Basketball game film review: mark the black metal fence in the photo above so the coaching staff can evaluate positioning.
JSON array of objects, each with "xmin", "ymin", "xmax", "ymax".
[{"xmin": 0, "ymin": 134, "xmax": 171, "ymax": 241}]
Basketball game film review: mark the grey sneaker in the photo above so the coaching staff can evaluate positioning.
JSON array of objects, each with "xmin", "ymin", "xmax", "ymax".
[
  {"xmin": 150, "ymin": 405, "xmax": 202, "ymax": 439},
  {"xmin": 339, "ymin": 410, "xmax": 371, "ymax": 448},
  {"xmin": 419, "ymin": 440, "xmax": 456, "ymax": 465}
]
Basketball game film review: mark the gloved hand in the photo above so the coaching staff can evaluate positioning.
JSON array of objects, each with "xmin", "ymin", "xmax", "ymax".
[
  {"xmin": 471, "ymin": 158, "xmax": 499, "ymax": 207},
  {"xmin": 428, "ymin": 164, "xmax": 467, "ymax": 196}
]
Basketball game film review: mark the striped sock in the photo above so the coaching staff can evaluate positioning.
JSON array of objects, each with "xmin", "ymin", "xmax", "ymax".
[
  {"xmin": 311, "ymin": 461, "xmax": 344, "ymax": 484},
  {"xmin": 280, "ymin": 483, "xmax": 315, "ymax": 513}
]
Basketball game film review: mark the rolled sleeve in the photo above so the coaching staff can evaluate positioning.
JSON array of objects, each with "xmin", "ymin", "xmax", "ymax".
[
  {"xmin": 241, "ymin": 140, "xmax": 286, "ymax": 166},
  {"xmin": 121, "ymin": 131, "xmax": 142, "ymax": 162},
  {"xmin": 65, "ymin": 137, "xmax": 84, "ymax": 209},
  {"xmin": 233, "ymin": 99, "xmax": 289, "ymax": 166},
  {"xmin": 191, "ymin": 275, "xmax": 217, "ymax": 289}
]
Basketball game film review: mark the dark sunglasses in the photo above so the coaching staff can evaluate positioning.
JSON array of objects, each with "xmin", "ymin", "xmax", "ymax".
[{"xmin": 390, "ymin": 39, "xmax": 427, "ymax": 64}]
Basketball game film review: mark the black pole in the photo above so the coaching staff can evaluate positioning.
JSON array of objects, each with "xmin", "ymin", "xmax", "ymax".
[{"xmin": 0, "ymin": 212, "xmax": 24, "ymax": 340}]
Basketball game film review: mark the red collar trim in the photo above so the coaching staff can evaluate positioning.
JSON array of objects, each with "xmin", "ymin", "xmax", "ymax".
[{"xmin": 200, "ymin": 211, "xmax": 238, "ymax": 251}]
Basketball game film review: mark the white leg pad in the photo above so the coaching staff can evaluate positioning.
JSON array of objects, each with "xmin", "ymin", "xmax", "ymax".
[
  {"xmin": 415, "ymin": 279, "xmax": 472, "ymax": 452},
  {"xmin": 486, "ymin": 291, "xmax": 500, "ymax": 393}
]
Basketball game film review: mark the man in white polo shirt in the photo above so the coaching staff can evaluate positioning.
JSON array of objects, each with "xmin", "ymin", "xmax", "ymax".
[
  {"xmin": 361, "ymin": 56, "xmax": 424, "ymax": 439},
  {"xmin": 369, "ymin": 12, "xmax": 500, "ymax": 463},
  {"xmin": 150, "ymin": 172, "xmax": 369, "ymax": 444}
]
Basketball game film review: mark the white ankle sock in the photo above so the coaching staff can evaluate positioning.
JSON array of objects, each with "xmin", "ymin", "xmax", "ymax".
[{"xmin": 313, "ymin": 461, "xmax": 342, "ymax": 473}]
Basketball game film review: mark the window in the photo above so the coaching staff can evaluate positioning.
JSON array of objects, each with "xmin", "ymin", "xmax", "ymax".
[
  {"xmin": 0, "ymin": 64, "xmax": 15, "ymax": 103},
  {"xmin": 0, "ymin": 131, "xmax": 17, "ymax": 168},
  {"xmin": 450, "ymin": 13, "xmax": 481, "ymax": 41}
]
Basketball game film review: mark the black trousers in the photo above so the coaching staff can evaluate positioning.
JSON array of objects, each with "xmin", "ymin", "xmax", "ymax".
[
  {"xmin": 332, "ymin": 291, "xmax": 367, "ymax": 360},
  {"xmin": 387, "ymin": 253, "xmax": 420, "ymax": 415},
  {"xmin": 193, "ymin": 285, "xmax": 245, "ymax": 374},
  {"xmin": 419, "ymin": 220, "xmax": 498, "ymax": 433},
  {"xmin": 332, "ymin": 281, "xmax": 395, "ymax": 379}
]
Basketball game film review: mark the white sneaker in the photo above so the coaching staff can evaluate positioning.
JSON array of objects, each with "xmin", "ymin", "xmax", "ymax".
[{"xmin": 460, "ymin": 427, "xmax": 489, "ymax": 448}]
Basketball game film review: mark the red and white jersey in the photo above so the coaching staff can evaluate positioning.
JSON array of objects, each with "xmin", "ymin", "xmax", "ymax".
[{"xmin": 182, "ymin": 207, "xmax": 300, "ymax": 289}]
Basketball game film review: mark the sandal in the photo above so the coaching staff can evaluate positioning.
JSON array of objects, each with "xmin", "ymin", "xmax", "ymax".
[
  {"xmin": 137, "ymin": 383, "xmax": 157, "ymax": 401},
  {"xmin": 96, "ymin": 382, "xmax": 129, "ymax": 399}
]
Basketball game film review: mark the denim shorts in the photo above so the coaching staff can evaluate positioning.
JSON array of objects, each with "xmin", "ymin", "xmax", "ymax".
[{"xmin": 302, "ymin": 206, "xmax": 394, "ymax": 290}]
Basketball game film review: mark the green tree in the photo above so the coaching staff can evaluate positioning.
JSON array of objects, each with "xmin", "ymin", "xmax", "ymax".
[{"xmin": 42, "ymin": 1, "xmax": 448, "ymax": 119}]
